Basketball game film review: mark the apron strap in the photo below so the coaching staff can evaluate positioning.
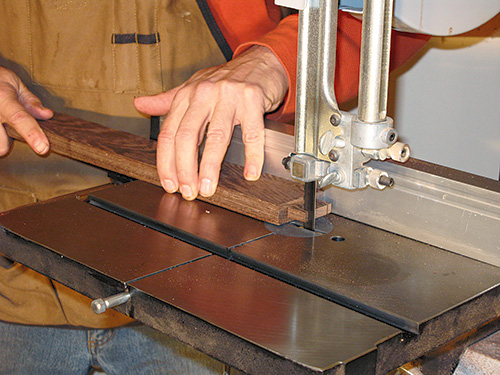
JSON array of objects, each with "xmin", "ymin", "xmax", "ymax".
[{"xmin": 195, "ymin": 0, "xmax": 233, "ymax": 61}]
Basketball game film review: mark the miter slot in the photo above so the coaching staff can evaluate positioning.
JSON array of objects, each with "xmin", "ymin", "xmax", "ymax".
[
  {"xmin": 88, "ymin": 180, "xmax": 272, "ymax": 248},
  {"xmin": 88, "ymin": 189, "xmax": 419, "ymax": 333},
  {"xmin": 229, "ymin": 250, "xmax": 415, "ymax": 333},
  {"xmin": 128, "ymin": 255, "xmax": 400, "ymax": 374},
  {"xmin": 232, "ymin": 215, "xmax": 500, "ymax": 338},
  {"xmin": 2, "ymin": 180, "xmax": 496, "ymax": 337},
  {"xmin": 88, "ymin": 196, "xmax": 230, "ymax": 259}
]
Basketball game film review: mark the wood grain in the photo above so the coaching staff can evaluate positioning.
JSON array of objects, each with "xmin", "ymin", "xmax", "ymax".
[{"xmin": 5, "ymin": 112, "xmax": 330, "ymax": 224}]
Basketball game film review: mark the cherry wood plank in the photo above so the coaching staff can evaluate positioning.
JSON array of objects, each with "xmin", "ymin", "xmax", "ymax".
[{"xmin": 5, "ymin": 112, "xmax": 330, "ymax": 224}]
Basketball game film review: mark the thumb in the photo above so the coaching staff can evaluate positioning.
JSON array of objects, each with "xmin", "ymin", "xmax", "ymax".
[
  {"xmin": 134, "ymin": 87, "xmax": 180, "ymax": 116},
  {"xmin": 18, "ymin": 87, "xmax": 54, "ymax": 121}
]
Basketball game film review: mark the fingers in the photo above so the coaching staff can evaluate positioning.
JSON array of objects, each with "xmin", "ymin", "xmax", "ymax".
[
  {"xmin": 198, "ymin": 102, "xmax": 235, "ymax": 197},
  {"xmin": 0, "ymin": 79, "xmax": 52, "ymax": 156},
  {"xmin": 155, "ymin": 84, "xmax": 267, "ymax": 200},
  {"xmin": 149, "ymin": 45, "xmax": 290, "ymax": 200},
  {"xmin": 241, "ymin": 118, "xmax": 265, "ymax": 182},
  {"xmin": 0, "ymin": 99, "xmax": 49, "ymax": 155},
  {"xmin": 240, "ymin": 88, "xmax": 266, "ymax": 182},
  {"xmin": 137, "ymin": 86, "xmax": 201, "ymax": 198},
  {"xmin": 173, "ymin": 100, "xmax": 210, "ymax": 200},
  {"xmin": 156, "ymin": 93, "xmax": 190, "ymax": 195}
]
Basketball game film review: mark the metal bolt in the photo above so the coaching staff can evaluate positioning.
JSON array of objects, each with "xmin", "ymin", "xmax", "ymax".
[
  {"xmin": 328, "ymin": 149, "xmax": 339, "ymax": 162},
  {"xmin": 91, "ymin": 292, "xmax": 131, "ymax": 314},
  {"xmin": 282, "ymin": 156, "xmax": 291, "ymax": 170},
  {"xmin": 329, "ymin": 113, "xmax": 341, "ymax": 127},
  {"xmin": 378, "ymin": 175, "xmax": 395, "ymax": 188}
]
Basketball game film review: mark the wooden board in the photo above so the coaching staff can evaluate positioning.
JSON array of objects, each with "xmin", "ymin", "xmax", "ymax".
[{"xmin": 5, "ymin": 112, "xmax": 330, "ymax": 224}]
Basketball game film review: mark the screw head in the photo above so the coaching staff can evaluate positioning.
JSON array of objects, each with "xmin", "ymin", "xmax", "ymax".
[
  {"xmin": 328, "ymin": 149, "xmax": 339, "ymax": 162},
  {"xmin": 330, "ymin": 113, "xmax": 341, "ymax": 127},
  {"xmin": 388, "ymin": 131, "xmax": 396, "ymax": 143},
  {"xmin": 382, "ymin": 129, "xmax": 398, "ymax": 145},
  {"xmin": 91, "ymin": 299, "xmax": 107, "ymax": 314}
]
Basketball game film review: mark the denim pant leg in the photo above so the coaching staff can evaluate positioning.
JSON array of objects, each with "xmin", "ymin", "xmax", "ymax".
[
  {"xmin": 95, "ymin": 324, "xmax": 224, "ymax": 375},
  {"xmin": 0, "ymin": 320, "xmax": 92, "ymax": 375}
]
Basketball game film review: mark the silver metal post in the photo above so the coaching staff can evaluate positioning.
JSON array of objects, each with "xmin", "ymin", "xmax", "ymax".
[
  {"xmin": 358, "ymin": 0, "xmax": 394, "ymax": 123},
  {"xmin": 295, "ymin": 0, "xmax": 340, "ymax": 156},
  {"xmin": 295, "ymin": 3, "xmax": 320, "ymax": 155}
]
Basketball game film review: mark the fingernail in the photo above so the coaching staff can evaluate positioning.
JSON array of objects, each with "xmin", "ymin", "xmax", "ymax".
[
  {"xmin": 162, "ymin": 179, "xmax": 177, "ymax": 193},
  {"xmin": 33, "ymin": 139, "xmax": 49, "ymax": 154},
  {"xmin": 200, "ymin": 178, "xmax": 212, "ymax": 196},
  {"xmin": 245, "ymin": 166, "xmax": 258, "ymax": 181},
  {"xmin": 180, "ymin": 185, "xmax": 194, "ymax": 200}
]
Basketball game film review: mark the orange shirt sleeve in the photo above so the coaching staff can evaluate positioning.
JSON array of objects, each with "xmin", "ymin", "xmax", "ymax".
[{"xmin": 206, "ymin": 2, "xmax": 429, "ymax": 121}]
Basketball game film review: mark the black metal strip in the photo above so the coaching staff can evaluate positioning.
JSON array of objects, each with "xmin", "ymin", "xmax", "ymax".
[
  {"xmin": 195, "ymin": 0, "xmax": 233, "ymax": 61},
  {"xmin": 112, "ymin": 33, "xmax": 161, "ymax": 45},
  {"xmin": 231, "ymin": 251, "xmax": 417, "ymax": 334},
  {"xmin": 88, "ymin": 196, "xmax": 230, "ymax": 258},
  {"xmin": 149, "ymin": 116, "xmax": 160, "ymax": 141},
  {"xmin": 88, "ymin": 194, "xmax": 419, "ymax": 333},
  {"xmin": 303, "ymin": 181, "xmax": 317, "ymax": 231}
]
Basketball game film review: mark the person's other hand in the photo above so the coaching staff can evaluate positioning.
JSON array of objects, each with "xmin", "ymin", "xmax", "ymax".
[
  {"xmin": 134, "ymin": 45, "xmax": 288, "ymax": 200},
  {"xmin": 0, "ymin": 67, "xmax": 53, "ymax": 157}
]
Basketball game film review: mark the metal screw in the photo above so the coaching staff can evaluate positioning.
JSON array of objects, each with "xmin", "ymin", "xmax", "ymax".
[
  {"xmin": 329, "ymin": 113, "xmax": 341, "ymax": 127},
  {"xmin": 91, "ymin": 292, "xmax": 131, "ymax": 314},
  {"xmin": 328, "ymin": 149, "xmax": 339, "ymax": 162},
  {"xmin": 378, "ymin": 175, "xmax": 395, "ymax": 188}
]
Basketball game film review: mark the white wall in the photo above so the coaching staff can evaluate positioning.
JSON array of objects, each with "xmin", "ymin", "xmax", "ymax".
[{"xmin": 388, "ymin": 19, "xmax": 500, "ymax": 180}]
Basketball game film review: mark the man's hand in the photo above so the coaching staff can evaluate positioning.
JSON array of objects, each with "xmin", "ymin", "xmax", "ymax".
[
  {"xmin": 134, "ymin": 45, "xmax": 289, "ymax": 200},
  {"xmin": 0, "ymin": 67, "xmax": 53, "ymax": 157}
]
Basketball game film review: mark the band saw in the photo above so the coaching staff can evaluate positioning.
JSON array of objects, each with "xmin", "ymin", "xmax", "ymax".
[{"xmin": 1, "ymin": 1, "xmax": 500, "ymax": 374}]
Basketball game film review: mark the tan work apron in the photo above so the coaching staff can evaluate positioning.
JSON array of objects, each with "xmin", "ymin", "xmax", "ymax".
[{"xmin": 0, "ymin": 0, "xmax": 226, "ymax": 327}]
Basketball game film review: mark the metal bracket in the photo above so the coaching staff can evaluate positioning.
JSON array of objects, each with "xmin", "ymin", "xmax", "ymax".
[{"xmin": 289, "ymin": 0, "xmax": 411, "ymax": 192}]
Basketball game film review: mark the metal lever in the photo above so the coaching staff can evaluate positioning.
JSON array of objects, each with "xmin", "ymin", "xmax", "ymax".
[{"xmin": 91, "ymin": 292, "xmax": 131, "ymax": 314}]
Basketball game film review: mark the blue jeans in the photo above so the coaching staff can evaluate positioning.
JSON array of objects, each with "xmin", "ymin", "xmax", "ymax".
[{"xmin": 0, "ymin": 320, "xmax": 224, "ymax": 375}]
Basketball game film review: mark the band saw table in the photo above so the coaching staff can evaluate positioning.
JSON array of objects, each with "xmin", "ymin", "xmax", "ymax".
[
  {"xmin": 2, "ymin": 0, "xmax": 500, "ymax": 372},
  {"xmin": 1, "ymin": 173, "xmax": 500, "ymax": 375}
]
